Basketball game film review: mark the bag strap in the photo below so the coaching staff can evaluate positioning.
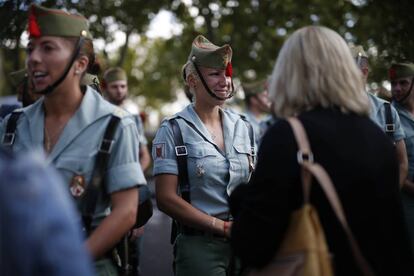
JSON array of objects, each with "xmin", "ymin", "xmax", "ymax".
[
  {"xmin": 169, "ymin": 118, "xmax": 191, "ymax": 203},
  {"xmin": 286, "ymin": 117, "xmax": 375, "ymax": 276},
  {"xmin": 81, "ymin": 114, "xmax": 121, "ymax": 232},
  {"xmin": 2, "ymin": 110, "xmax": 23, "ymax": 147},
  {"xmin": 383, "ymin": 102, "xmax": 395, "ymax": 139}
]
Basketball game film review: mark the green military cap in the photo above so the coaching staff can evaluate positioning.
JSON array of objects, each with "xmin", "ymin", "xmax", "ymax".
[
  {"xmin": 81, "ymin": 73, "xmax": 100, "ymax": 86},
  {"xmin": 242, "ymin": 79, "xmax": 267, "ymax": 97},
  {"xmin": 185, "ymin": 35, "xmax": 233, "ymax": 77},
  {"xmin": 103, "ymin": 67, "xmax": 127, "ymax": 84},
  {"xmin": 9, "ymin": 69, "xmax": 27, "ymax": 87},
  {"xmin": 389, "ymin": 63, "xmax": 414, "ymax": 80},
  {"xmin": 349, "ymin": 45, "xmax": 368, "ymax": 60},
  {"xmin": 28, "ymin": 4, "xmax": 91, "ymax": 39}
]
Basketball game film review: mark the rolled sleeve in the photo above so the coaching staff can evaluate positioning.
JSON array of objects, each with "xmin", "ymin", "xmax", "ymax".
[
  {"xmin": 152, "ymin": 121, "xmax": 179, "ymax": 176},
  {"xmin": 106, "ymin": 162, "xmax": 146, "ymax": 193},
  {"xmin": 106, "ymin": 117, "xmax": 146, "ymax": 193}
]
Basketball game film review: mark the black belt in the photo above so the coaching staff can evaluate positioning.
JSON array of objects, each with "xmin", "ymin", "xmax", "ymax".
[{"xmin": 181, "ymin": 225, "xmax": 228, "ymax": 240}]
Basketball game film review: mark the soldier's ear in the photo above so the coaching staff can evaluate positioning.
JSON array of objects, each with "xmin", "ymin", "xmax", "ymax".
[
  {"xmin": 187, "ymin": 74, "xmax": 197, "ymax": 89},
  {"xmin": 74, "ymin": 55, "xmax": 89, "ymax": 76}
]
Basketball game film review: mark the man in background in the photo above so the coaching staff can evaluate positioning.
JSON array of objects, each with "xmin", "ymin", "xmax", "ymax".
[
  {"xmin": 103, "ymin": 67, "xmax": 151, "ymax": 276},
  {"xmin": 350, "ymin": 45, "xmax": 407, "ymax": 188}
]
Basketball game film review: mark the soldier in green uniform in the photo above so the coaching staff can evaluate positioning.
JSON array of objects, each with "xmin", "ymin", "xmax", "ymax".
[{"xmin": 1, "ymin": 4, "xmax": 146, "ymax": 275}]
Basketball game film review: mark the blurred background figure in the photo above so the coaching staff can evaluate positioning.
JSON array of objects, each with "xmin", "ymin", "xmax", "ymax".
[
  {"xmin": 0, "ymin": 147, "xmax": 94, "ymax": 276},
  {"xmin": 230, "ymin": 26, "xmax": 413, "ymax": 276},
  {"xmin": 350, "ymin": 45, "xmax": 407, "ymax": 188},
  {"xmin": 390, "ymin": 62, "xmax": 414, "ymax": 255},
  {"xmin": 103, "ymin": 67, "xmax": 152, "ymax": 276},
  {"xmin": 103, "ymin": 67, "xmax": 151, "ymax": 172},
  {"xmin": 242, "ymin": 79, "xmax": 271, "ymax": 143}
]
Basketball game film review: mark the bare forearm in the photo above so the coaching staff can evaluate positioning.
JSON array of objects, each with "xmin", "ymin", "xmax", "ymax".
[{"xmin": 85, "ymin": 207, "xmax": 136, "ymax": 258}]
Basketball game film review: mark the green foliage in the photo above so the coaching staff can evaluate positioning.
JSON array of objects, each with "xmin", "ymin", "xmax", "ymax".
[{"xmin": 1, "ymin": 0, "xmax": 414, "ymax": 103}]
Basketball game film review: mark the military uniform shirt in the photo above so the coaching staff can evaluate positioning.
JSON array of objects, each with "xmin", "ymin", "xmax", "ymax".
[
  {"xmin": 0, "ymin": 87, "xmax": 146, "ymax": 226},
  {"xmin": 152, "ymin": 104, "xmax": 254, "ymax": 219},
  {"xmin": 368, "ymin": 93, "xmax": 405, "ymax": 142},
  {"xmin": 133, "ymin": 114, "xmax": 148, "ymax": 146},
  {"xmin": 243, "ymin": 111, "xmax": 261, "ymax": 145},
  {"xmin": 393, "ymin": 102, "xmax": 414, "ymax": 178}
]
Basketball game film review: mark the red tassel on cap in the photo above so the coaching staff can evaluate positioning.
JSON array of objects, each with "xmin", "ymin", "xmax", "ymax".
[
  {"xmin": 389, "ymin": 68, "xmax": 396, "ymax": 80},
  {"xmin": 28, "ymin": 8, "xmax": 41, "ymax": 37},
  {"xmin": 226, "ymin": 62, "xmax": 233, "ymax": 77}
]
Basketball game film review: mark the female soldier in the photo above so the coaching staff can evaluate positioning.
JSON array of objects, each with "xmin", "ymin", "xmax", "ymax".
[
  {"xmin": 152, "ymin": 35, "xmax": 255, "ymax": 276},
  {"xmin": 1, "ymin": 4, "xmax": 146, "ymax": 275}
]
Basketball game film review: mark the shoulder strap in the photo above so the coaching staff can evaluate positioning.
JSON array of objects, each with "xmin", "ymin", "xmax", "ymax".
[
  {"xmin": 384, "ymin": 102, "xmax": 395, "ymax": 139},
  {"xmin": 81, "ymin": 114, "xmax": 121, "ymax": 232},
  {"xmin": 2, "ymin": 110, "xmax": 23, "ymax": 146},
  {"xmin": 169, "ymin": 118, "xmax": 190, "ymax": 203},
  {"xmin": 287, "ymin": 117, "xmax": 375, "ymax": 276}
]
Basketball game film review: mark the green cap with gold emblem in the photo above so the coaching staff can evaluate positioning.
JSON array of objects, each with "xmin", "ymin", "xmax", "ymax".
[
  {"xmin": 185, "ymin": 35, "xmax": 233, "ymax": 77},
  {"xmin": 389, "ymin": 63, "xmax": 414, "ymax": 80},
  {"xmin": 9, "ymin": 69, "xmax": 28, "ymax": 88},
  {"xmin": 103, "ymin": 67, "xmax": 127, "ymax": 84},
  {"xmin": 242, "ymin": 79, "xmax": 267, "ymax": 97},
  {"xmin": 28, "ymin": 4, "xmax": 92, "ymax": 39},
  {"xmin": 349, "ymin": 45, "xmax": 368, "ymax": 60}
]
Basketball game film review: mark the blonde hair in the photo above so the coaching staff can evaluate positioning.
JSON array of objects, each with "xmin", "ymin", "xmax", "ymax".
[
  {"xmin": 182, "ymin": 62, "xmax": 200, "ymax": 97},
  {"xmin": 269, "ymin": 26, "xmax": 370, "ymax": 117}
]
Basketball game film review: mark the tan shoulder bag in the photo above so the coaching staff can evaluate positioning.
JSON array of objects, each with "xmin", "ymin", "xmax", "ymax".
[{"xmin": 247, "ymin": 117, "xmax": 374, "ymax": 276}]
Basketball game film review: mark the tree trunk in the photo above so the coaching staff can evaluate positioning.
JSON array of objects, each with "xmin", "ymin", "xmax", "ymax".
[{"xmin": 117, "ymin": 29, "xmax": 132, "ymax": 67}]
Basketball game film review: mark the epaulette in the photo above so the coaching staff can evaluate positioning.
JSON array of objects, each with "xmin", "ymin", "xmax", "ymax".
[{"xmin": 112, "ymin": 107, "xmax": 128, "ymax": 118}]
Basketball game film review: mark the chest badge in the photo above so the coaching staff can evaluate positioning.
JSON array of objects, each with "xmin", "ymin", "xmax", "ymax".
[
  {"xmin": 70, "ymin": 175, "xmax": 86, "ymax": 198},
  {"xmin": 196, "ymin": 163, "xmax": 205, "ymax": 177}
]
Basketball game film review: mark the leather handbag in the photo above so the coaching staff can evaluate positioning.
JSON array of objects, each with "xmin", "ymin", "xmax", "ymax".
[{"xmin": 247, "ymin": 117, "xmax": 374, "ymax": 276}]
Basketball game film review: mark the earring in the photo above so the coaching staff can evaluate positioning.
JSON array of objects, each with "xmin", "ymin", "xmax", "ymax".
[{"xmin": 75, "ymin": 70, "xmax": 80, "ymax": 75}]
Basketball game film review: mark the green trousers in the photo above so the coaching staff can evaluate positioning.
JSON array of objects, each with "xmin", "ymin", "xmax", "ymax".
[
  {"xmin": 95, "ymin": 258, "xmax": 118, "ymax": 276},
  {"xmin": 174, "ymin": 234, "xmax": 241, "ymax": 276}
]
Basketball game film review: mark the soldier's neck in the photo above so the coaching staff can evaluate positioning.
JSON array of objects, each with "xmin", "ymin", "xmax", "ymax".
[
  {"xmin": 194, "ymin": 103, "xmax": 221, "ymax": 125},
  {"xmin": 43, "ymin": 86, "xmax": 83, "ymax": 118}
]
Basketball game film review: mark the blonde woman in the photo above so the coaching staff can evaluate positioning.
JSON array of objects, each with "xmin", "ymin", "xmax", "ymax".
[
  {"xmin": 230, "ymin": 26, "xmax": 413, "ymax": 275},
  {"xmin": 153, "ymin": 35, "xmax": 254, "ymax": 276}
]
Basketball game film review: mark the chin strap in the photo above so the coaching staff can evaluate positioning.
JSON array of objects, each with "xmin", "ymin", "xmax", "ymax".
[
  {"xmin": 191, "ymin": 61, "xmax": 235, "ymax": 101},
  {"xmin": 35, "ymin": 37, "xmax": 85, "ymax": 95},
  {"xmin": 394, "ymin": 76, "xmax": 414, "ymax": 104}
]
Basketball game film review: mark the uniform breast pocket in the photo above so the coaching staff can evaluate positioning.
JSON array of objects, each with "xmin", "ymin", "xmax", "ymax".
[
  {"xmin": 186, "ymin": 142, "xmax": 217, "ymax": 180},
  {"xmin": 233, "ymin": 143, "xmax": 252, "ymax": 181}
]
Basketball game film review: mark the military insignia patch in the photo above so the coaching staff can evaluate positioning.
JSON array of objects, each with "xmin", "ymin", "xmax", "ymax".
[
  {"xmin": 154, "ymin": 143, "xmax": 165, "ymax": 160},
  {"xmin": 70, "ymin": 175, "xmax": 86, "ymax": 197}
]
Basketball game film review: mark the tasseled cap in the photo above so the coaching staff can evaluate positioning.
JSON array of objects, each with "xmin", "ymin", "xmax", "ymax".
[
  {"xmin": 103, "ymin": 67, "xmax": 127, "ymax": 84},
  {"xmin": 389, "ymin": 63, "xmax": 414, "ymax": 80},
  {"xmin": 28, "ymin": 4, "xmax": 92, "ymax": 39},
  {"xmin": 184, "ymin": 35, "xmax": 233, "ymax": 78},
  {"xmin": 242, "ymin": 79, "xmax": 267, "ymax": 97}
]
